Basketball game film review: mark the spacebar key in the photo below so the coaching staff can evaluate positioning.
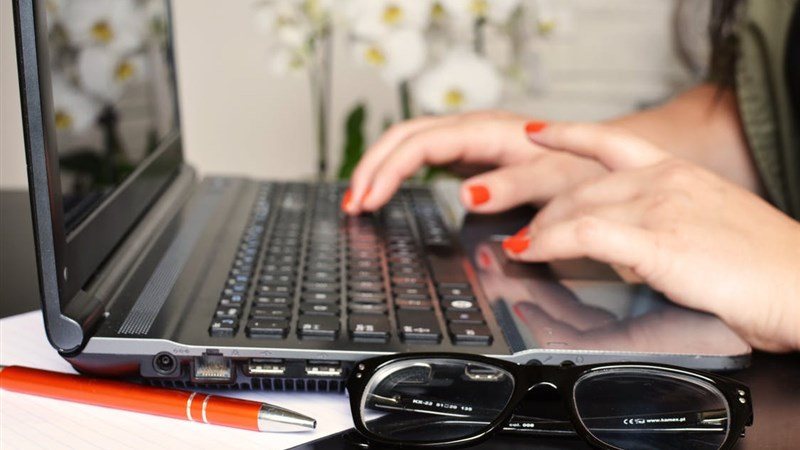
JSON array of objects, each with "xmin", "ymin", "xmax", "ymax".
[{"xmin": 397, "ymin": 310, "xmax": 441, "ymax": 343}]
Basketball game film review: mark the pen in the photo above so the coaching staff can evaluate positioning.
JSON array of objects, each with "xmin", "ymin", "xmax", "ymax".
[{"xmin": 0, "ymin": 365, "xmax": 316, "ymax": 432}]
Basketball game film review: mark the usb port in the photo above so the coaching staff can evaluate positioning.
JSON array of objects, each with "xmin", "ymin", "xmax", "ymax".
[
  {"xmin": 246, "ymin": 359, "xmax": 286, "ymax": 376},
  {"xmin": 305, "ymin": 361, "xmax": 342, "ymax": 377},
  {"xmin": 192, "ymin": 353, "xmax": 233, "ymax": 383}
]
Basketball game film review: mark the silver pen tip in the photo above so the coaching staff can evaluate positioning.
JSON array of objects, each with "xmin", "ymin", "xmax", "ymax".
[{"xmin": 257, "ymin": 404, "xmax": 317, "ymax": 432}]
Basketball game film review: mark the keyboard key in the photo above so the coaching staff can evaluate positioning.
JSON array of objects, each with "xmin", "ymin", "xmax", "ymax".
[
  {"xmin": 391, "ymin": 276, "xmax": 426, "ymax": 287},
  {"xmin": 298, "ymin": 316, "xmax": 341, "ymax": 340},
  {"xmin": 303, "ymin": 281, "xmax": 339, "ymax": 293},
  {"xmin": 350, "ymin": 270, "xmax": 383, "ymax": 282},
  {"xmin": 349, "ymin": 259, "xmax": 379, "ymax": 270},
  {"xmin": 391, "ymin": 266, "xmax": 424, "ymax": 276},
  {"xmin": 395, "ymin": 298, "xmax": 433, "ymax": 310},
  {"xmin": 261, "ymin": 264, "xmax": 294, "ymax": 274},
  {"xmin": 214, "ymin": 306, "xmax": 241, "ymax": 319},
  {"xmin": 253, "ymin": 295, "xmax": 292, "ymax": 306},
  {"xmin": 250, "ymin": 306, "xmax": 291, "ymax": 319},
  {"xmin": 445, "ymin": 310, "xmax": 485, "ymax": 324},
  {"xmin": 348, "ymin": 303, "xmax": 388, "ymax": 315},
  {"xmin": 259, "ymin": 273, "xmax": 292, "ymax": 285},
  {"xmin": 300, "ymin": 303, "xmax": 341, "ymax": 316},
  {"xmin": 246, "ymin": 318, "xmax": 289, "ymax": 338},
  {"xmin": 442, "ymin": 298, "xmax": 479, "ymax": 311},
  {"xmin": 449, "ymin": 323, "xmax": 492, "ymax": 345},
  {"xmin": 258, "ymin": 284, "xmax": 293, "ymax": 295},
  {"xmin": 209, "ymin": 318, "xmax": 237, "ymax": 337},
  {"xmin": 349, "ymin": 280, "xmax": 384, "ymax": 292},
  {"xmin": 349, "ymin": 315, "xmax": 390, "ymax": 342},
  {"xmin": 438, "ymin": 286, "xmax": 474, "ymax": 299},
  {"xmin": 305, "ymin": 271, "xmax": 339, "ymax": 282},
  {"xmin": 397, "ymin": 310, "xmax": 441, "ymax": 343},
  {"xmin": 307, "ymin": 260, "xmax": 338, "ymax": 272},
  {"xmin": 349, "ymin": 292, "xmax": 386, "ymax": 304},
  {"xmin": 394, "ymin": 287, "xmax": 429, "ymax": 297},
  {"xmin": 301, "ymin": 292, "xmax": 340, "ymax": 303}
]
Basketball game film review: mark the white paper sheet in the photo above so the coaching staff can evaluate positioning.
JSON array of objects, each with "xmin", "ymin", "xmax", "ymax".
[{"xmin": 0, "ymin": 311, "xmax": 354, "ymax": 450}]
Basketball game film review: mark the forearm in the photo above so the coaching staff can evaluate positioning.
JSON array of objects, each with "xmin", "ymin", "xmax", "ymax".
[{"xmin": 608, "ymin": 83, "xmax": 764, "ymax": 193}]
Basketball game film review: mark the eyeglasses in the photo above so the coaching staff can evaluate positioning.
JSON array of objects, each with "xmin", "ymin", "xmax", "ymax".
[{"xmin": 346, "ymin": 353, "xmax": 752, "ymax": 449}]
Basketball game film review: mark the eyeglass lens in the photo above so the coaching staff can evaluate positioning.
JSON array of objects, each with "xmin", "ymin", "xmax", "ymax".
[
  {"xmin": 359, "ymin": 358, "xmax": 515, "ymax": 443},
  {"xmin": 573, "ymin": 368, "xmax": 730, "ymax": 450}
]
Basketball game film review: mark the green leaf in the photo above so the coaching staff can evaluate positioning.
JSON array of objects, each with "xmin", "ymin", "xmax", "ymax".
[{"xmin": 336, "ymin": 103, "xmax": 367, "ymax": 180}]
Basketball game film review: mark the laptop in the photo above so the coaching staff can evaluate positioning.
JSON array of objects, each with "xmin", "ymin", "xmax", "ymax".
[{"xmin": 12, "ymin": 0, "xmax": 750, "ymax": 391}]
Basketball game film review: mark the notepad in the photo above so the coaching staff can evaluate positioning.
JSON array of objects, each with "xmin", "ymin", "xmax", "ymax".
[{"xmin": 0, "ymin": 311, "xmax": 354, "ymax": 450}]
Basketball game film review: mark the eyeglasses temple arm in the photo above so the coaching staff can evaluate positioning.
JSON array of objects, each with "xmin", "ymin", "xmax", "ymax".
[{"xmin": 503, "ymin": 409, "xmax": 729, "ymax": 435}]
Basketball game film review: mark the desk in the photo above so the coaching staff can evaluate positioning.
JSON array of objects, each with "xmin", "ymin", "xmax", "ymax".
[{"xmin": 1, "ymin": 189, "xmax": 798, "ymax": 449}]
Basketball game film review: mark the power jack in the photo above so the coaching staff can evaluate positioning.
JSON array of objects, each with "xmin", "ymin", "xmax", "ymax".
[{"xmin": 153, "ymin": 352, "xmax": 178, "ymax": 375}]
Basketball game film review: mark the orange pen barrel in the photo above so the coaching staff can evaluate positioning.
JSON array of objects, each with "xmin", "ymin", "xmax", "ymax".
[{"xmin": 0, "ymin": 366, "xmax": 261, "ymax": 431}]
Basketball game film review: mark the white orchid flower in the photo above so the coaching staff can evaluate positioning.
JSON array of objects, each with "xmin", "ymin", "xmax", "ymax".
[
  {"xmin": 440, "ymin": 0, "xmax": 521, "ymax": 26},
  {"xmin": 352, "ymin": 28, "xmax": 427, "ymax": 83},
  {"xmin": 269, "ymin": 45, "xmax": 312, "ymax": 76},
  {"xmin": 50, "ymin": 73, "xmax": 101, "ymax": 132},
  {"xmin": 349, "ymin": 0, "xmax": 432, "ymax": 38},
  {"xmin": 254, "ymin": 0, "xmax": 314, "ymax": 47},
  {"xmin": 61, "ymin": 0, "xmax": 147, "ymax": 54},
  {"xmin": 415, "ymin": 49, "xmax": 501, "ymax": 114},
  {"xmin": 533, "ymin": 0, "xmax": 574, "ymax": 38},
  {"xmin": 77, "ymin": 47, "xmax": 146, "ymax": 103}
]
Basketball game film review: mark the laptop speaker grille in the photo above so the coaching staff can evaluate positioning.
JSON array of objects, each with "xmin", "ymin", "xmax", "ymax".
[{"xmin": 118, "ymin": 193, "xmax": 221, "ymax": 335}]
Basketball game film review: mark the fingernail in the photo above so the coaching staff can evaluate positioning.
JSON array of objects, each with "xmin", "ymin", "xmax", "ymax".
[
  {"xmin": 341, "ymin": 188, "xmax": 353, "ymax": 211},
  {"xmin": 525, "ymin": 121, "xmax": 547, "ymax": 134},
  {"xmin": 467, "ymin": 185, "xmax": 491, "ymax": 206},
  {"xmin": 502, "ymin": 236, "xmax": 530, "ymax": 254},
  {"xmin": 513, "ymin": 226, "xmax": 530, "ymax": 239}
]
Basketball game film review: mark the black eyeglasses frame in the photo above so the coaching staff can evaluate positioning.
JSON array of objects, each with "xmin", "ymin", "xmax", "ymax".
[{"xmin": 346, "ymin": 352, "xmax": 753, "ymax": 449}]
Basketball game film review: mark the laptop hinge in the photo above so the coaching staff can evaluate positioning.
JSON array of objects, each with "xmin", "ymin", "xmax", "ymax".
[{"xmin": 58, "ymin": 165, "xmax": 197, "ymax": 354}]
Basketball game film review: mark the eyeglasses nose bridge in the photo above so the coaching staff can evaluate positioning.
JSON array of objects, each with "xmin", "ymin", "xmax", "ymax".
[{"xmin": 527, "ymin": 381, "xmax": 559, "ymax": 392}]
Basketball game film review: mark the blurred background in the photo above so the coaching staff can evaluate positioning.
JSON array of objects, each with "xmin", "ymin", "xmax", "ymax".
[{"xmin": 0, "ymin": 0, "xmax": 711, "ymax": 188}]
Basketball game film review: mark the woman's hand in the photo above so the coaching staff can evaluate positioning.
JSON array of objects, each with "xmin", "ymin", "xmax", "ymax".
[
  {"xmin": 502, "ymin": 122, "xmax": 800, "ymax": 352},
  {"xmin": 343, "ymin": 111, "xmax": 605, "ymax": 214}
]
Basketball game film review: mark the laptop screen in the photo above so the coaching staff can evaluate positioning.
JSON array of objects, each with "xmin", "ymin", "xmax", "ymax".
[{"xmin": 43, "ymin": 0, "xmax": 178, "ymax": 230}]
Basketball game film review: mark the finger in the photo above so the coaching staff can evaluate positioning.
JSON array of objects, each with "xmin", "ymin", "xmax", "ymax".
[
  {"xmin": 361, "ymin": 118, "xmax": 537, "ymax": 211},
  {"xmin": 530, "ymin": 170, "xmax": 649, "ymax": 230},
  {"xmin": 346, "ymin": 115, "xmax": 452, "ymax": 214},
  {"xmin": 460, "ymin": 152, "xmax": 606, "ymax": 212},
  {"xmin": 526, "ymin": 121, "xmax": 669, "ymax": 170},
  {"xmin": 504, "ymin": 216, "xmax": 661, "ymax": 281}
]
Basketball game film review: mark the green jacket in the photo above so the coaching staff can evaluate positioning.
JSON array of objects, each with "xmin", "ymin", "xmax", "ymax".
[{"xmin": 735, "ymin": 0, "xmax": 800, "ymax": 218}]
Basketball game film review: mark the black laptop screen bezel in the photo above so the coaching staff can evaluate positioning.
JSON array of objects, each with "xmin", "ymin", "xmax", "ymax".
[{"xmin": 14, "ymin": 0, "xmax": 184, "ymax": 348}]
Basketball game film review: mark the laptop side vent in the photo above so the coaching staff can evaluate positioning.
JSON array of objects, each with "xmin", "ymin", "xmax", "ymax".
[
  {"xmin": 118, "ymin": 193, "xmax": 222, "ymax": 335},
  {"xmin": 144, "ymin": 378, "xmax": 346, "ymax": 392}
]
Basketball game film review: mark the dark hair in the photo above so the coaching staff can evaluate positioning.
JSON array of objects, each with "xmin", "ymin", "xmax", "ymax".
[{"xmin": 709, "ymin": 0, "xmax": 745, "ymax": 87}]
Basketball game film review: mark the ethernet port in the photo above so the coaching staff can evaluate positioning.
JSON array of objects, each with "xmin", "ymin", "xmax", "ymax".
[{"xmin": 192, "ymin": 352, "xmax": 233, "ymax": 383}]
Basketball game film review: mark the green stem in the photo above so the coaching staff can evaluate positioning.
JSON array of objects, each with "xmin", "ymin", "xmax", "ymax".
[
  {"xmin": 310, "ymin": 28, "xmax": 333, "ymax": 181},
  {"xmin": 473, "ymin": 17, "xmax": 486, "ymax": 55},
  {"xmin": 399, "ymin": 81, "xmax": 412, "ymax": 121}
]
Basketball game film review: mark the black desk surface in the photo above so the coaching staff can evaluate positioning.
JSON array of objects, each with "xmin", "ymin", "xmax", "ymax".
[{"xmin": 1, "ymin": 189, "xmax": 798, "ymax": 449}]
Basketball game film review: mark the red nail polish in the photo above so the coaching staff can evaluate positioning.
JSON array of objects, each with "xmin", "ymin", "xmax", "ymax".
[
  {"xmin": 341, "ymin": 189, "xmax": 353, "ymax": 211},
  {"xmin": 513, "ymin": 226, "xmax": 530, "ymax": 239},
  {"xmin": 468, "ymin": 185, "xmax": 490, "ymax": 206},
  {"xmin": 502, "ymin": 236, "xmax": 530, "ymax": 254},
  {"xmin": 525, "ymin": 121, "xmax": 547, "ymax": 134}
]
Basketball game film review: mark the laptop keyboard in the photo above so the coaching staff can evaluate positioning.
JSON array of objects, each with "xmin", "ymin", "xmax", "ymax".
[{"xmin": 209, "ymin": 183, "xmax": 493, "ymax": 346}]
